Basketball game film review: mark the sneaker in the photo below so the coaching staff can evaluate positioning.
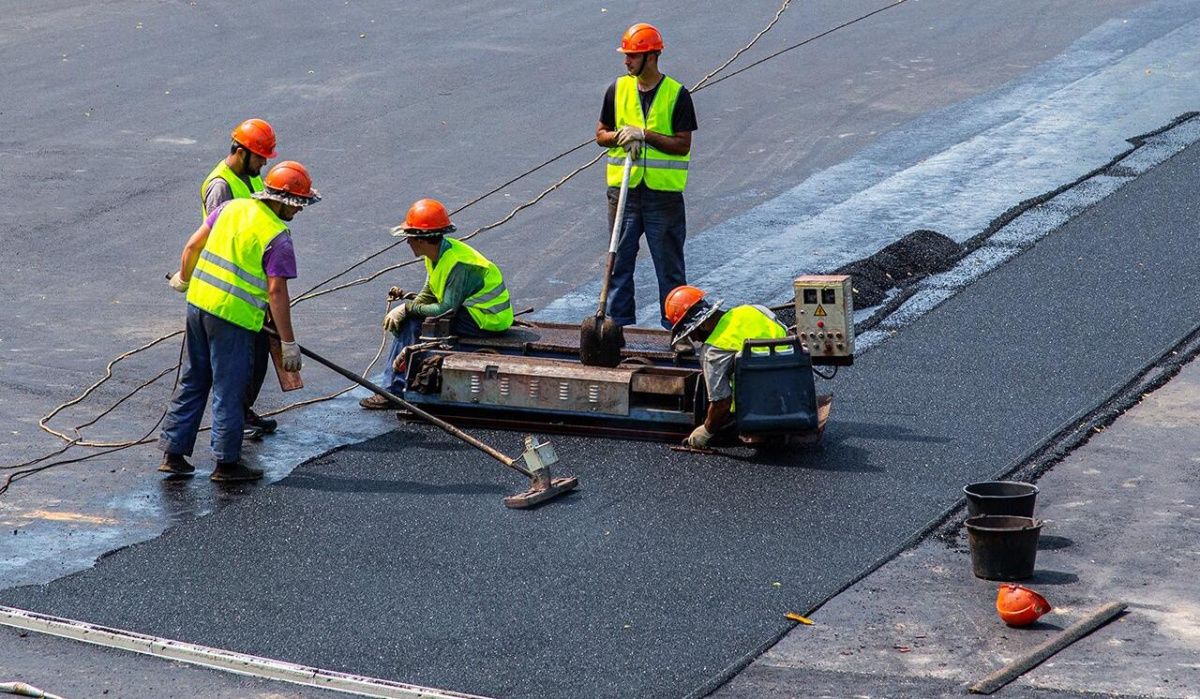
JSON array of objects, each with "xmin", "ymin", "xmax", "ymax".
[
  {"xmin": 157, "ymin": 453, "xmax": 195, "ymax": 475},
  {"xmin": 245, "ymin": 410, "xmax": 277, "ymax": 434},
  {"xmin": 359, "ymin": 393, "xmax": 399, "ymax": 410},
  {"xmin": 242, "ymin": 424, "xmax": 265, "ymax": 441},
  {"xmin": 210, "ymin": 462, "xmax": 264, "ymax": 482}
]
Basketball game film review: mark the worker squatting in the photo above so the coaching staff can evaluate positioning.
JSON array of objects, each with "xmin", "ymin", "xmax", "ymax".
[{"xmin": 157, "ymin": 23, "xmax": 786, "ymax": 480}]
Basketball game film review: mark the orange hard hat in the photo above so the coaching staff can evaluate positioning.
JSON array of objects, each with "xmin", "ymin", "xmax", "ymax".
[
  {"xmin": 394, "ymin": 198, "xmax": 456, "ymax": 237},
  {"xmin": 666, "ymin": 285, "xmax": 722, "ymax": 345},
  {"xmin": 231, "ymin": 118, "xmax": 277, "ymax": 159},
  {"xmin": 996, "ymin": 584, "xmax": 1051, "ymax": 627},
  {"xmin": 255, "ymin": 160, "xmax": 321, "ymax": 206},
  {"xmin": 619, "ymin": 23, "xmax": 664, "ymax": 54},
  {"xmin": 665, "ymin": 285, "xmax": 707, "ymax": 326}
]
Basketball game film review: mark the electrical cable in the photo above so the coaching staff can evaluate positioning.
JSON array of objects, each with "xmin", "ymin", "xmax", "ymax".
[
  {"xmin": 6, "ymin": 0, "xmax": 908, "ymax": 491},
  {"xmin": 813, "ymin": 365, "xmax": 838, "ymax": 380}
]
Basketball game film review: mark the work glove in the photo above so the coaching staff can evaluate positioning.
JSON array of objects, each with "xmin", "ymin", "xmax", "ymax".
[
  {"xmin": 617, "ymin": 126, "xmax": 645, "ymax": 160},
  {"xmin": 616, "ymin": 125, "xmax": 645, "ymax": 147},
  {"xmin": 280, "ymin": 340, "xmax": 302, "ymax": 372},
  {"xmin": 168, "ymin": 271, "xmax": 189, "ymax": 293},
  {"xmin": 683, "ymin": 423, "xmax": 713, "ymax": 449},
  {"xmin": 383, "ymin": 303, "xmax": 409, "ymax": 334}
]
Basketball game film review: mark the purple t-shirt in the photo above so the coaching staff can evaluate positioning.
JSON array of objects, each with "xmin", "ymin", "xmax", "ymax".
[{"xmin": 205, "ymin": 202, "xmax": 297, "ymax": 279}]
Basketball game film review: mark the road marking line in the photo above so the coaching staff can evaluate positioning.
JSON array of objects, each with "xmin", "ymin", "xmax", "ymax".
[
  {"xmin": 0, "ymin": 605, "xmax": 491, "ymax": 699},
  {"xmin": 20, "ymin": 510, "xmax": 118, "ymax": 525}
]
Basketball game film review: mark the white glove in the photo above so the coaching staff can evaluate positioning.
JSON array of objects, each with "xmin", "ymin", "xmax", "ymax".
[
  {"xmin": 168, "ymin": 271, "xmax": 189, "ymax": 293},
  {"xmin": 684, "ymin": 424, "xmax": 713, "ymax": 448},
  {"xmin": 280, "ymin": 341, "xmax": 302, "ymax": 372},
  {"xmin": 616, "ymin": 125, "xmax": 645, "ymax": 147},
  {"xmin": 383, "ymin": 303, "xmax": 409, "ymax": 333}
]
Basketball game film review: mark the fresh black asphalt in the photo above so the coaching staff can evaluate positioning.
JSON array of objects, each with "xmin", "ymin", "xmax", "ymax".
[{"xmin": 5, "ymin": 141, "xmax": 1199, "ymax": 698}]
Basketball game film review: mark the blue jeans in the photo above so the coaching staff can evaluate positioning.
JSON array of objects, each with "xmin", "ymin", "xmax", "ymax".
[
  {"xmin": 381, "ymin": 311, "xmax": 505, "ymax": 393},
  {"xmin": 158, "ymin": 304, "xmax": 254, "ymax": 463},
  {"xmin": 607, "ymin": 185, "xmax": 687, "ymax": 328}
]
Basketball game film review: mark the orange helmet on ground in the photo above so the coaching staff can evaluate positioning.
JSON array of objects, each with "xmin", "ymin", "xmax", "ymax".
[
  {"xmin": 666, "ymin": 285, "xmax": 722, "ymax": 345},
  {"xmin": 391, "ymin": 198, "xmax": 456, "ymax": 238},
  {"xmin": 231, "ymin": 118, "xmax": 277, "ymax": 159},
  {"xmin": 996, "ymin": 584, "xmax": 1051, "ymax": 627},
  {"xmin": 619, "ymin": 23, "xmax": 664, "ymax": 53},
  {"xmin": 253, "ymin": 161, "xmax": 321, "ymax": 207}
]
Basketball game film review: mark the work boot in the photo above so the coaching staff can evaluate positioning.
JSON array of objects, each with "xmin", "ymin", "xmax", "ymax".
[
  {"xmin": 242, "ymin": 424, "xmax": 265, "ymax": 441},
  {"xmin": 210, "ymin": 462, "xmax": 264, "ymax": 483},
  {"xmin": 359, "ymin": 393, "xmax": 399, "ymax": 410},
  {"xmin": 245, "ymin": 410, "xmax": 277, "ymax": 434},
  {"xmin": 157, "ymin": 453, "xmax": 195, "ymax": 475}
]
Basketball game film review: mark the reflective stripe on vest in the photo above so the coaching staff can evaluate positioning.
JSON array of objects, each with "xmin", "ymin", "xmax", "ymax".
[
  {"xmin": 423, "ymin": 238, "xmax": 514, "ymax": 332},
  {"xmin": 186, "ymin": 199, "xmax": 288, "ymax": 331},
  {"xmin": 201, "ymin": 161, "xmax": 265, "ymax": 219},
  {"xmin": 606, "ymin": 75, "xmax": 690, "ymax": 192},
  {"xmin": 705, "ymin": 305, "xmax": 787, "ymax": 352}
]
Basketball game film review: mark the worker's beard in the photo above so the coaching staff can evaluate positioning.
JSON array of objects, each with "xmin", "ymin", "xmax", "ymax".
[{"xmin": 243, "ymin": 151, "xmax": 263, "ymax": 178}]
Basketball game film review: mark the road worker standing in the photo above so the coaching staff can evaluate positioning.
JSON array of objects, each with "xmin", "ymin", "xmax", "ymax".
[{"xmin": 161, "ymin": 161, "xmax": 320, "ymax": 481}]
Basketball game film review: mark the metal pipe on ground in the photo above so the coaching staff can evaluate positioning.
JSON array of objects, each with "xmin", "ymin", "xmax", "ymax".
[{"xmin": 968, "ymin": 600, "xmax": 1128, "ymax": 694}]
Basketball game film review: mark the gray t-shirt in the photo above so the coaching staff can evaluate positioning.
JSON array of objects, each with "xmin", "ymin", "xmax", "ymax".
[
  {"xmin": 700, "ymin": 344, "xmax": 737, "ymax": 401},
  {"xmin": 203, "ymin": 178, "xmax": 234, "ymax": 218}
]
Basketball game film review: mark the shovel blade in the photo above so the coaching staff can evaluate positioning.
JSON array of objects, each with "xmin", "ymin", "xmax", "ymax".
[{"xmin": 579, "ymin": 316, "xmax": 624, "ymax": 368}]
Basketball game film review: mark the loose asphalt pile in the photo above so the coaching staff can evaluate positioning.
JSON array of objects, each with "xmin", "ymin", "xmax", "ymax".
[{"xmin": 4, "ymin": 146, "xmax": 1200, "ymax": 698}]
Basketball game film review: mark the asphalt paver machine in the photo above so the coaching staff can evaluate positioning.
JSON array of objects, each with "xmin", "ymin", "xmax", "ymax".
[{"xmin": 400, "ymin": 275, "xmax": 855, "ymax": 447}]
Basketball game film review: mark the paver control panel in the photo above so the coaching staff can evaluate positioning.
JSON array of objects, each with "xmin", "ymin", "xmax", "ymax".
[{"xmin": 793, "ymin": 275, "xmax": 854, "ymax": 365}]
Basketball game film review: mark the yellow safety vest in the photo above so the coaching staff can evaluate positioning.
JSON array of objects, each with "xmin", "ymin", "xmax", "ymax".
[
  {"xmin": 704, "ymin": 305, "xmax": 788, "ymax": 412},
  {"xmin": 424, "ymin": 238, "xmax": 513, "ymax": 332},
  {"xmin": 200, "ymin": 161, "xmax": 264, "ymax": 219},
  {"xmin": 187, "ymin": 199, "xmax": 288, "ymax": 332},
  {"xmin": 606, "ymin": 75, "xmax": 690, "ymax": 191},
  {"xmin": 706, "ymin": 305, "xmax": 788, "ymax": 352}
]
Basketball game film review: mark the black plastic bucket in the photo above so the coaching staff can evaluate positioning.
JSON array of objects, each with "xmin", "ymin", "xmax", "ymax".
[
  {"xmin": 963, "ymin": 481, "xmax": 1038, "ymax": 517},
  {"xmin": 965, "ymin": 515, "xmax": 1042, "ymax": 581}
]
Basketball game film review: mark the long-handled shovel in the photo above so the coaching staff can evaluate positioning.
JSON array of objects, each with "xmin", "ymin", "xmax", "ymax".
[
  {"xmin": 579, "ymin": 152, "xmax": 632, "ymax": 368},
  {"xmin": 269, "ymin": 331, "xmax": 578, "ymax": 509}
]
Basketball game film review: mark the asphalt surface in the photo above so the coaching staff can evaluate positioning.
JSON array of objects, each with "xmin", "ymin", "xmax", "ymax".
[
  {"xmin": 0, "ymin": 0, "xmax": 1163, "ymax": 460},
  {"xmin": 3, "ymin": 0, "xmax": 1192, "ymax": 595},
  {"xmin": 6, "ymin": 118, "xmax": 1200, "ymax": 699}
]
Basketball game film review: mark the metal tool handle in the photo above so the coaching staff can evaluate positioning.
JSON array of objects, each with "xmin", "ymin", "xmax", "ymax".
[
  {"xmin": 596, "ymin": 153, "xmax": 633, "ymax": 318},
  {"xmin": 263, "ymin": 328, "xmax": 532, "ymax": 477}
]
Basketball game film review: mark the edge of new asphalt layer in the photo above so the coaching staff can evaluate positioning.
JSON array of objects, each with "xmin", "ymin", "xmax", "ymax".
[
  {"xmin": 712, "ymin": 354, "xmax": 1200, "ymax": 699},
  {"xmin": 6, "ymin": 127, "xmax": 1200, "ymax": 698}
]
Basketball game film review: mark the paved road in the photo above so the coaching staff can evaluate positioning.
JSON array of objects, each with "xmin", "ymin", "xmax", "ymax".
[
  {"xmin": 6, "ymin": 127, "xmax": 1200, "ymax": 698},
  {"xmin": 3, "ymin": 0, "xmax": 1192, "ymax": 595}
]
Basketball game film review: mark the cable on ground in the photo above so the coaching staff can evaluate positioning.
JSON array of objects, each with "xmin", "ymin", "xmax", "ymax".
[{"xmin": 7, "ymin": 0, "xmax": 913, "ymax": 492}]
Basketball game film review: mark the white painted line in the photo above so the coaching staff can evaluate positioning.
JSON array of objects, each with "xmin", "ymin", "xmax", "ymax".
[{"xmin": 0, "ymin": 605, "xmax": 491, "ymax": 699}]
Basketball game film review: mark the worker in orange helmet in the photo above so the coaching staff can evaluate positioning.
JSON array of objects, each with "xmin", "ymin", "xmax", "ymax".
[
  {"xmin": 360, "ymin": 199, "xmax": 514, "ymax": 409},
  {"xmin": 595, "ymin": 23, "xmax": 697, "ymax": 350},
  {"xmin": 161, "ymin": 161, "xmax": 320, "ymax": 481},
  {"xmin": 665, "ymin": 285, "xmax": 788, "ymax": 448},
  {"xmin": 196, "ymin": 118, "xmax": 280, "ymax": 440}
]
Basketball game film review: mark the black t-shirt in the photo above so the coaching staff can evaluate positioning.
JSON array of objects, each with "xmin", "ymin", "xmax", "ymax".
[{"xmin": 599, "ymin": 77, "xmax": 698, "ymax": 134}]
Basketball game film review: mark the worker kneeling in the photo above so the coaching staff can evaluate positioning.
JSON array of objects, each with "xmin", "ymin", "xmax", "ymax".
[
  {"xmin": 361, "ymin": 199, "xmax": 514, "ymax": 409},
  {"xmin": 666, "ymin": 285, "xmax": 789, "ymax": 449}
]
